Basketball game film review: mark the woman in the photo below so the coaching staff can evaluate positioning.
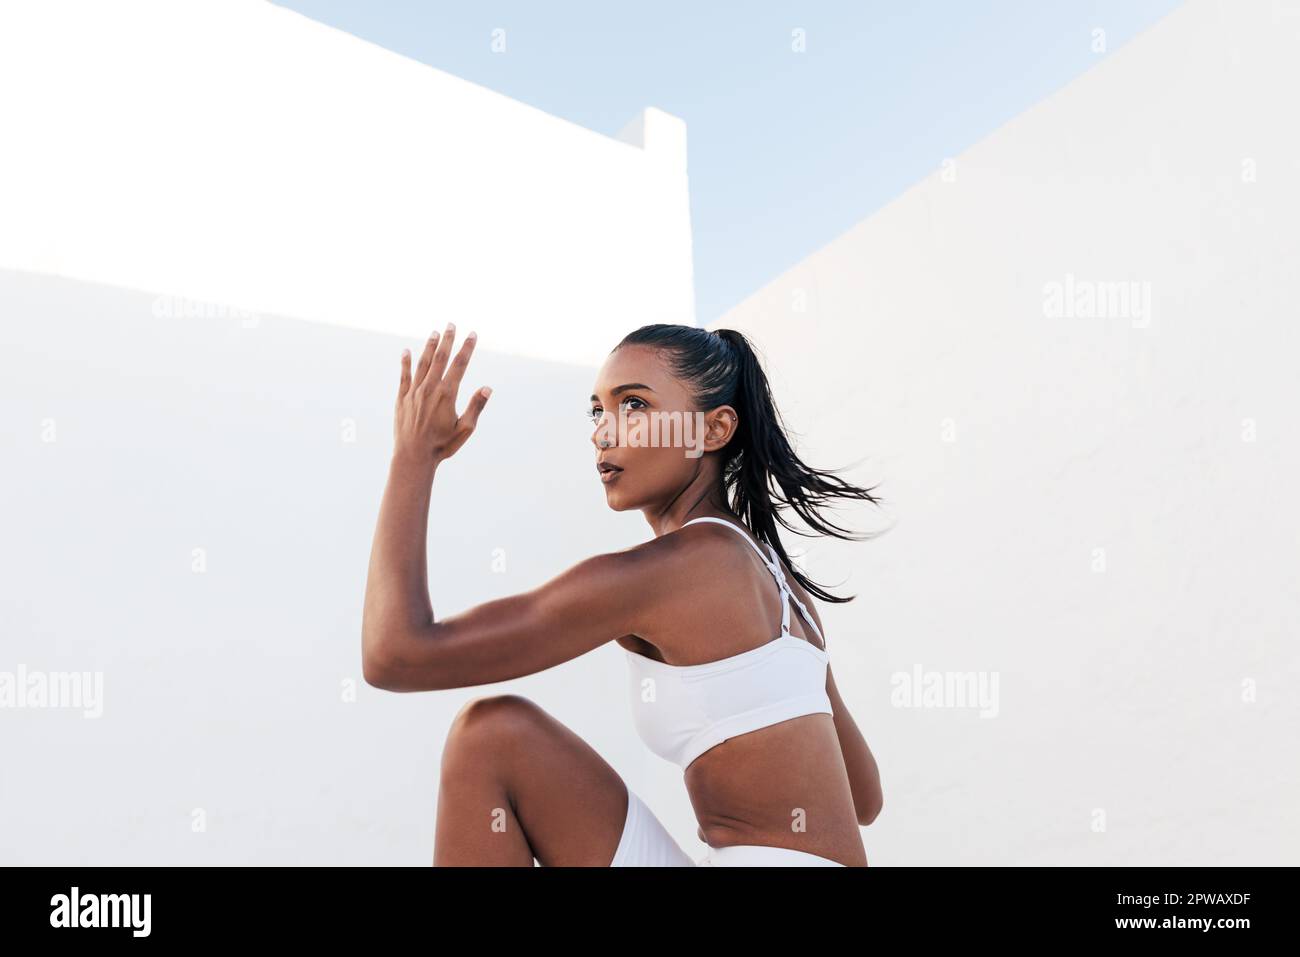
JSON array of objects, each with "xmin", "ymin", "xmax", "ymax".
[{"xmin": 362, "ymin": 321, "xmax": 885, "ymax": 866}]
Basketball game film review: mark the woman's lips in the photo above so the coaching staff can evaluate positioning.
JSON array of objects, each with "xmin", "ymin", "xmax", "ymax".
[{"xmin": 598, "ymin": 465, "xmax": 623, "ymax": 484}]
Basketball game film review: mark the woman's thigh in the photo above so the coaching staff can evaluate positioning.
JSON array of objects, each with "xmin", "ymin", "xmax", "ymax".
[{"xmin": 435, "ymin": 694, "xmax": 635, "ymax": 866}]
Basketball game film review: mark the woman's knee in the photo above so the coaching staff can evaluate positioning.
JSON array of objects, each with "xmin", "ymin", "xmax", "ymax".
[{"xmin": 441, "ymin": 694, "xmax": 545, "ymax": 770}]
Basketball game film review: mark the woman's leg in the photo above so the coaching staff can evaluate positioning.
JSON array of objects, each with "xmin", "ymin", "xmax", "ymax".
[{"xmin": 433, "ymin": 694, "xmax": 632, "ymax": 866}]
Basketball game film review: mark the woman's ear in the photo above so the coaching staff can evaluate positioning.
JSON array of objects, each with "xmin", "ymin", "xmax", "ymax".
[{"xmin": 702, "ymin": 405, "xmax": 739, "ymax": 452}]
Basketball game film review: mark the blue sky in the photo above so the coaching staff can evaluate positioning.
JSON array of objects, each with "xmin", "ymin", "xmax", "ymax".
[{"xmin": 274, "ymin": 0, "xmax": 1184, "ymax": 323}]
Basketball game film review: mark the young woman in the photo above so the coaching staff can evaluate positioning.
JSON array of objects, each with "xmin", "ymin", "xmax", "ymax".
[{"xmin": 362, "ymin": 321, "xmax": 884, "ymax": 866}]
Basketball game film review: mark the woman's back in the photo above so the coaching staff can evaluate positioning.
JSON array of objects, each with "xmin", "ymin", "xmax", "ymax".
[{"xmin": 616, "ymin": 518, "xmax": 868, "ymax": 864}]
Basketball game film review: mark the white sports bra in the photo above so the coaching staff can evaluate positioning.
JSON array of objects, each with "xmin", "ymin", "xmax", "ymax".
[{"xmin": 624, "ymin": 516, "xmax": 833, "ymax": 771}]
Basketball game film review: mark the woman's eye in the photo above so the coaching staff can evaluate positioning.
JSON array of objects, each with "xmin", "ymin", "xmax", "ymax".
[{"xmin": 588, "ymin": 398, "xmax": 645, "ymax": 422}]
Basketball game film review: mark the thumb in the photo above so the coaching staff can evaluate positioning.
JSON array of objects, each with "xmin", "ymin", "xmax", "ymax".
[{"xmin": 459, "ymin": 386, "xmax": 491, "ymax": 434}]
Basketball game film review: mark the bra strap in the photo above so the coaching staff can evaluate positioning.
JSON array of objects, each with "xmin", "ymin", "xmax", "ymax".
[
  {"xmin": 763, "ymin": 542, "xmax": 825, "ymax": 644},
  {"xmin": 680, "ymin": 517, "xmax": 825, "ymax": 645}
]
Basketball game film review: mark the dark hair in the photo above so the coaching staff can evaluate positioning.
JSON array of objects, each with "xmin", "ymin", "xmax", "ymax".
[{"xmin": 615, "ymin": 323, "xmax": 884, "ymax": 604}]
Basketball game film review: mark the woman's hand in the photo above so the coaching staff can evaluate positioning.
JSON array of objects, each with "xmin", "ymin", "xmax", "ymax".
[{"xmin": 394, "ymin": 323, "xmax": 492, "ymax": 466}]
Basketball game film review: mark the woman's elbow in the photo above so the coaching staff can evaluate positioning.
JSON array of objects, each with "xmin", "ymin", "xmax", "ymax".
[
  {"xmin": 362, "ymin": 646, "xmax": 397, "ymax": 690},
  {"xmin": 858, "ymin": 791, "xmax": 883, "ymax": 827},
  {"xmin": 361, "ymin": 625, "xmax": 407, "ymax": 691},
  {"xmin": 362, "ymin": 627, "xmax": 450, "ymax": 692}
]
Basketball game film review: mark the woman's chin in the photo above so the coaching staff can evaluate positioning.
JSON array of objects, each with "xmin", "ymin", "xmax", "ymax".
[{"xmin": 602, "ymin": 489, "xmax": 633, "ymax": 511}]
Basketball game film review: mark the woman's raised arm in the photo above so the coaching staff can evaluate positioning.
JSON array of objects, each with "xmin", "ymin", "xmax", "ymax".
[{"xmin": 360, "ymin": 324, "xmax": 671, "ymax": 692}]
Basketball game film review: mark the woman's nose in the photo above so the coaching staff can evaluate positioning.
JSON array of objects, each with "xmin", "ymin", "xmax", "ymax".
[{"xmin": 590, "ymin": 413, "xmax": 616, "ymax": 449}]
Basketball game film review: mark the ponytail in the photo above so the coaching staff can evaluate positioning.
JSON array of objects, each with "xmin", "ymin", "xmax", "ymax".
[{"xmin": 615, "ymin": 324, "xmax": 884, "ymax": 604}]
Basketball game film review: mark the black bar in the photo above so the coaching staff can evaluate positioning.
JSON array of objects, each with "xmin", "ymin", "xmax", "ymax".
[{"xmin": 1, "ymin": 865, "xmax": 1291, "ymax": 944}]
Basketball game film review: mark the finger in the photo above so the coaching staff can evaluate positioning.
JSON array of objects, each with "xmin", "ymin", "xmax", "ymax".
[
  {"xmin": 442, "ymin": 330, "xmax": 477, "ymax": 397},
  {"xmin": 443, "ymin": 386, "xmax": 491, "ymax": 458},
  {"xmin": 459, "ymin": 385, "xmax": 491, "ymax": 433},
  {"xmin": 424, "ymin": 322, "xmax": 456, "ymax": 388},
  {"xmin": 412, "ymin": 331, "xmax": 440, "ymax": 388},
  {"xmin": 397, "ymin": 348, "xmax": 412, "ymax": 400}
]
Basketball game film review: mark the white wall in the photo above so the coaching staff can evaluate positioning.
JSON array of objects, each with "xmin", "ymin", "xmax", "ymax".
[
  {"xmin": 0, "ymin": 0, "xmax": 695, "ymax": 368},
  {"xmin": 0, "ymin": 269, "xmax": 677, "ymax": 864},
  {"xmin": 4, "ymin": 0, "xmax": 1296, "ymax": 867},
  {"xmin": 712, "ymin": 0, "xmax": 1300, "ymax": 864},
  {"xmin": 0, "ymin": 0, "xmax": 701, "ymax": 863}
]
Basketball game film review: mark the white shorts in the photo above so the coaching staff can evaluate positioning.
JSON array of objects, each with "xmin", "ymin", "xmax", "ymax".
[{"xmin": 609, "ymin": 788, "xmax": 847, "ymax": 867}]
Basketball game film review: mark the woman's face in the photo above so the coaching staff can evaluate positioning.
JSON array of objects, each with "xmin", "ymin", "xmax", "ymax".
[{"xmin": 588, "ymin": 344, "xmax": 733, "ymax": 512}]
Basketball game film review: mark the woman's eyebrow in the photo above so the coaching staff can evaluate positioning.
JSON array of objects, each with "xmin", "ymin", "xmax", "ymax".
[{"xmin": 589, "ymin": 383, "xmax": 657, "ymax": 401}]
